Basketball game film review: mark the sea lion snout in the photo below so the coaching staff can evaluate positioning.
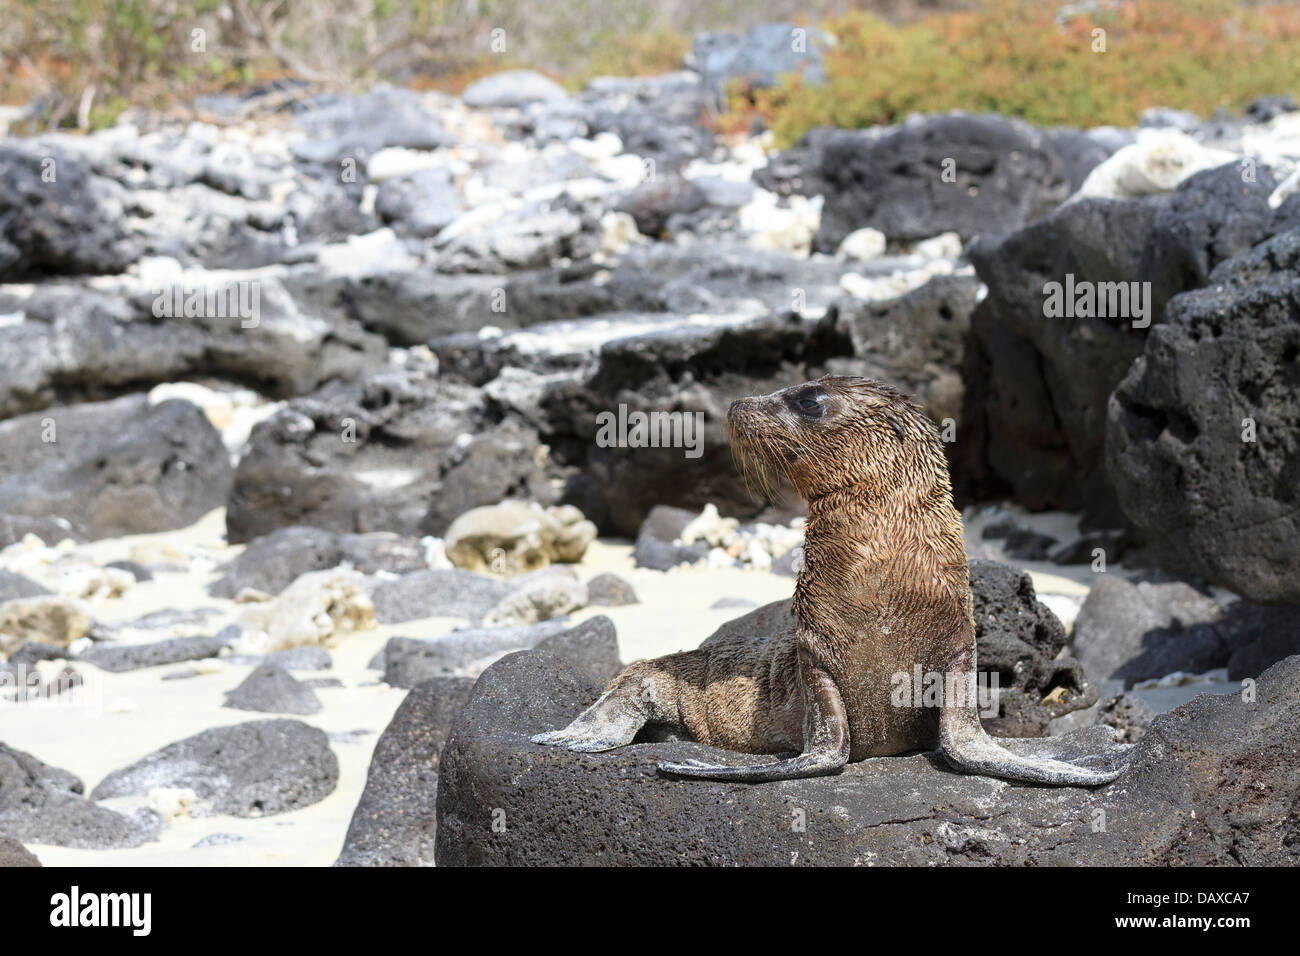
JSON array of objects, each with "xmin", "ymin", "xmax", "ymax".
[{"xmin": 725, "ymin": 393, "xmax": 772, "ymax": 436}]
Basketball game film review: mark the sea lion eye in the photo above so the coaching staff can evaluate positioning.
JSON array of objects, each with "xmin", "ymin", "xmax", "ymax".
[{"xmin": 791, "ymin": 389, "xmax": 827, "ymax": 420}]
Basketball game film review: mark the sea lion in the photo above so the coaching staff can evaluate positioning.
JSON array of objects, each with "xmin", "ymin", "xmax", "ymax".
[{"xmin": 533, "ymin": 376, "xmax": 1131, "ymax": 785}]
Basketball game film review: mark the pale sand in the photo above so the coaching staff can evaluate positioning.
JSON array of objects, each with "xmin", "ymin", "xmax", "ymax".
[{"xmin": 5, "ymin": 505, "xmax": 1115, "ymax": 866}]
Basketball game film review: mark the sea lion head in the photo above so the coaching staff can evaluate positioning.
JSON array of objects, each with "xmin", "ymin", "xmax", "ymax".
[{"xmin": 727, "ymin": 375, "xmax": 945, "ymax": 502}]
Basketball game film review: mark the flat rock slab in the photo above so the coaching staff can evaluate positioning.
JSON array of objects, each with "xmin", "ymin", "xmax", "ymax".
[
  {"xmin": 383, "ymin": 615, "xmax": 620, "ymax": 688},
  {"xmin": 383, "ymin": 620, "xmax": 568, "ymax": 688},
  {"xmin": 80, "ymin": 635, "xmax": 226, "ymax": 673},
  {"xmin": 435, "ymin": 651, "xmax": 1300, "ymax": 866},
  {"xmin": 371, "ymin": 569, "xmax": 512, "ymax": 625},
  {"xmin": 91, "ymin": 719, "xmax": 337, "ymax": 817}
]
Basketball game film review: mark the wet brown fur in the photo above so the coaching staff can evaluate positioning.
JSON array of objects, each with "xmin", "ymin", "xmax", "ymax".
[
  {"xmin": 602, "ymin": 376, "xmax": 969, "ymax": 759},
  {"xmin": 533, "ymin": 375, "xmax": 1129, "ymax": 785}
]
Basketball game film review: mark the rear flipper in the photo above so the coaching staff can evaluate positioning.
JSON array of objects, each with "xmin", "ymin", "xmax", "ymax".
[
  {"xmin": 657, "ymin": 748, "xmax": 846, "ymax": 782},
  {"xmin": 941, "ymin": 707, "xmax": 1132, "ymax": 786},
  {"xmin": 658, "ymin": 650, "xmax": 849, "ymax": 783}
]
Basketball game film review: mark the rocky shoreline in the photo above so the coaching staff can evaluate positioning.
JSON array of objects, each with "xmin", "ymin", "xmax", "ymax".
[{"xmin": 2, "ymin": 40, "xmax": 1298, "ymax": 866}]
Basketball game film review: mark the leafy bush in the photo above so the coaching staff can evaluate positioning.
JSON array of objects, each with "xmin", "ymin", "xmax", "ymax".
[
  {"xmin": 6, "ymin": 0, "xmax": 1299, "ymax": 138},
  {"xmin": 744, "ymin": 0, "xmax": 1300, "ymax": 147}
]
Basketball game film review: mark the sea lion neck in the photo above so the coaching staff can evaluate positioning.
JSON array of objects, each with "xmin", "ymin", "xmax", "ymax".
[{"xmin": 797, "ymin": 480, "xmax": 969, "ymax": 594}]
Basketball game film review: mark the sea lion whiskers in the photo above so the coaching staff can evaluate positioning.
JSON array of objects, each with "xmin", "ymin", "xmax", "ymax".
[
  {"xmin": 728, "ymin": 409, "xmax": 799, "ymax": 505},
  {"xmin": 727, "ymin": 421, "xmax": 776, "ymax": 503}
]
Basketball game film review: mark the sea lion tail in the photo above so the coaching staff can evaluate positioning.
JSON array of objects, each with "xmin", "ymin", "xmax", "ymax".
[{"xmin": 939, "ymin": 707, "xmax": 1132, "ymax": 787}]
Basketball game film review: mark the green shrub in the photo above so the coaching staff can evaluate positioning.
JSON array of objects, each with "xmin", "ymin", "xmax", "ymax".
[{"xmin": 744, "ymin": 0, "xmax": 1300, "ymax": 147}]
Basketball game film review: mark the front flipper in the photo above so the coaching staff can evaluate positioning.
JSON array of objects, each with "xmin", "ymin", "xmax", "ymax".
[
  {"xmin": 531, "ymin": 684, "xmax": 651, "ymax": 753},
  {"xmin": 657, "ymin": 650, "xmax": 849, "ymax": 783}
]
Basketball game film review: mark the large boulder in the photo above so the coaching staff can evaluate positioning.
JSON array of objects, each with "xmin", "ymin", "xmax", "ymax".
[
  {"xmin": 0, "ymin": 395, "xmax": 233, "ymax": 540},
  {"xmin": 0, "ymin": 742, "xmax": 159, "ymax": 849},
  {"xmin": 961, "ymin": 164, "xmax": 1300, "ymax": 519},
  {"xmin": 814, "ymin": 113, "xmax": 1071, "ymax": 250},
  {"xmin": 0, "ymin": 144, "xmax": 139, "ymax": 279},
  {"xmin": 968, "ymin": 560, "xmax": 1099, "ymax": 735},
  {"xmin": 832, "ymin": 273, "xmax": 979, "ymax": 428},
  {"xmin": 1107, "ymin": 228, "xmax": 1300, "ymax": 602},
  {"xmin": 90, "ymin": 719, "xmax": 338, "ymax": 816},
  {"xmin": 225, "ymin": 365, "xmax": 551, "ymax": 541},
  {"xmin": 339, "ymin": 613, "xmax": 622, "ymax": 866},
  {"xmin": 1070, "ymin": 577, "xmax": 1225, "ymax": 687},
  {"xmin": 0, "ymin": 278, "xmax": 387, "ymax": 420},
  {"xmin": 435, "ymin": 650, "xmax": 1300, "ymax": 865},
  {"xmin": 334, "ymin": 676, "xmax": 476, "ymax": 866}
]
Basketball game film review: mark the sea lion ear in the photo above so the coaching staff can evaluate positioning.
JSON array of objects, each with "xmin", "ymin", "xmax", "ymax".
[{"xmin": 883, "ymin": 409, "xmax": 906, "ymax": 440}]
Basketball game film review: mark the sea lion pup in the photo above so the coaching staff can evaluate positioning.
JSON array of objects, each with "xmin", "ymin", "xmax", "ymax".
[{"xmin": 533, "ymin": 376, "xmax": 1131, "ymax": 785}]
